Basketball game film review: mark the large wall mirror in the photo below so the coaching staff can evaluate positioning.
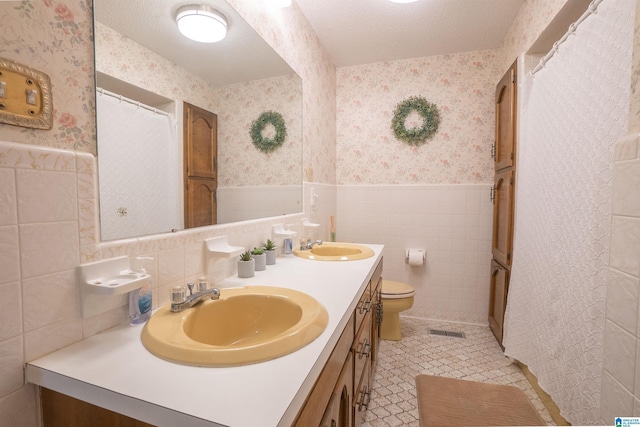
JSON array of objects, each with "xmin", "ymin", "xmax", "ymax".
[{"xmin": 94, "ymin": 0, "xmax": 303, "ymax": 241}]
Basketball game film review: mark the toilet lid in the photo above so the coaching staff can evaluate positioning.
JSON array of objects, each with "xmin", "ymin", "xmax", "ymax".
[{"xmin": 381, "ymin": 280, "xmax": 415, "ymax": 299}]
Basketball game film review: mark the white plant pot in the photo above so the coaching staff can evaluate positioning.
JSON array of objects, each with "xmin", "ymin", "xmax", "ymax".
[
  {"xmin": 265, "ymin": 249, "xmax": 276, "ymax": 265},
  {"xmin": 253, "ymin": 253, "xmax": 267, "ymax": 271},
  {"xmin": 237, "ymin": 259, "xmax": 255, "ymax": 278}
]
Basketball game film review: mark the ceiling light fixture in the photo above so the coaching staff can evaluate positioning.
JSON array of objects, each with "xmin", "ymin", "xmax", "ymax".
[{"xmin": 175, "ymin": 5, "xmax": 228, "ymax": 43}]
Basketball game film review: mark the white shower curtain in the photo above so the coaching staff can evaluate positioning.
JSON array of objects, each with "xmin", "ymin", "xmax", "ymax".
[
  {"xmin": 503, "ymin": 0, "xmax": 634, "ymax": 424},
  {"xmin": 97, "ymin": 91, "xmax": 179, "ymax": 241}
]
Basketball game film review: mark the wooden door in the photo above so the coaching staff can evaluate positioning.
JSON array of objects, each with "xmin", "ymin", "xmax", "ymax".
[
  {"xmin": 489, "ymin": 260, "xmax": 509, "ymax": 346},
  {"xmin": 494, "ymin": 61, "xmax": 517, "ymax": 171},
  {"xmin": 492, "ymin": 169, "xmax": 514, "ymax": 267},
  {"xmin": 183, "ymin": 102, "xmax": 217, "ymax": 228}
]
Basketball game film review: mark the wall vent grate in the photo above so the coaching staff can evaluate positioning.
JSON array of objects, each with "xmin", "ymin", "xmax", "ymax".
[{"xmin": 428, "ymin": 328, "xmax": 466, "ymax": 339}]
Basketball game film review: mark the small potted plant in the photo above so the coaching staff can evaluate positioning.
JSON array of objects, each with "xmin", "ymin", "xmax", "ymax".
[
  {"xmin": 251, "ymin": 247, "xmax": 266, "ymax": 271},
  {"xmin": 262, "ymin": 239, "xmax": 277, "ymax": 265},
  {"xmin": 237, "ymin": 250, "xmax": 255, "ymax": 278}
]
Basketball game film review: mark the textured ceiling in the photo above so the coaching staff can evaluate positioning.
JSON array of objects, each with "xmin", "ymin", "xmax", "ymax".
[{"xmin": 295, "ymin": 0, "xmax": 525, "ymax": 67}]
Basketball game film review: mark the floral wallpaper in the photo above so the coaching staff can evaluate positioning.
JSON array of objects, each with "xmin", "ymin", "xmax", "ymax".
[
  {"xmin": 499, "ymin": 0, "xmax": 570, "ymax": 74},
  {"xmin": 336, "ymin": 49, "xmax": 500, "ymax": 185},
  {"xmin": 215, "ymin": 75, "xmax": 302, "ymax": 186},
  {"xmin": 0, "ymin": 0, "xmax": 95, "ymax": 153},
  {"xmin": 95, "ymin": 22, "xmax": 219, "ymax": 116},
  {"xmin": 226, "ymin": 0, "xmax": 337, "ymax": 184},
  {"xmin": 96, "ymin": 22, "xmax": 302, "ymax": 187}
]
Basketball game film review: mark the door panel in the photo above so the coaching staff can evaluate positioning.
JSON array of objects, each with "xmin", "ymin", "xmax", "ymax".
[
  {"xmin": 492, "ymin": 169, "xmax": 514, "ymax": 267},
  {"xmin": 184, "ymin": 102, "xmax": 217, "ymax": 228},
  {"xmin": 489, "ymin": 260, "xmax": 509, "ymax": 345},
  {"xmin": 495, "ymin": 62, "xmax": 516, "ymax": 170},
  {"xmin": 185, "ymin": 177, "xmax": 216, "ymax": 228}
]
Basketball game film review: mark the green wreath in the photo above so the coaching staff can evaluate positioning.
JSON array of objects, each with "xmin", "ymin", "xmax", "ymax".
[
  {"xmin": 250, "ymin": 111, "xmax": 287, "ymax": 153},
  {"xmin": 391, "ymin": 96, "xmax": 440, "ymax": 146}
]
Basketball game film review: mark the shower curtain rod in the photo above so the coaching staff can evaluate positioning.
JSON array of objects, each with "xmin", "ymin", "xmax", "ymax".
[
  {"xmin": 96, "ymin": 87, "xmax": 171, "ymax": 117},
  {"xmin": 530, "ymin": 0, "xmax": 604, "ymax": 75}
]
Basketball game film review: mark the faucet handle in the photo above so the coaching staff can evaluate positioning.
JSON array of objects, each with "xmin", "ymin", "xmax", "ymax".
[
  {"xmin": 171, "ymin": 286, "xmax": 186, "ymax": 303},
  {"xmin": 186, "ymin": 282, "xmax": 195, "ymax": 296},
  {"xmin": 197, "ymin": 276, "xmax": 208, "ymax": 292}
]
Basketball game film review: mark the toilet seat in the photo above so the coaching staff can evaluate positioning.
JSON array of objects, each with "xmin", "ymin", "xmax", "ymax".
[{"xmin": 381, "ymin": 280, "xmax": 415, "ymax": 300}]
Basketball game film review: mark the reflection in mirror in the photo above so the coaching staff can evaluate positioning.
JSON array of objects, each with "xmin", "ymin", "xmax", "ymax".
[{"xmin": 94, "ymin": 0, "xmax": 302, "ymax": 241}]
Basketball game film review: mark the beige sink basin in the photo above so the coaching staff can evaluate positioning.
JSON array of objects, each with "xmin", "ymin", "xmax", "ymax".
[
  {"xmin": 293, "ymin": 242, "xmax": 374, "ymax": 261},
  {"xmin": 141, "ymin": 286, "xmax": 328, "ymax": 367}
]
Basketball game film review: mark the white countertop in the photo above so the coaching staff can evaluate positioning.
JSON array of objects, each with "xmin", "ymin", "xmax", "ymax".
[{"xmin": 26, "ymin": 244, "xmax": 384, "ymax": 427}]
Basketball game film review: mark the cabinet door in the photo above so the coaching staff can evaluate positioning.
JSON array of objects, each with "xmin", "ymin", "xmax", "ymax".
[
  {"xmin": 494, "ymin": 62, "xmax": 517, "ymax": 171},
  {"xmin": 321, "ymin": 352, "xmax": 353, "ymax": 427},
  {"xmin": 488, "ymin": 260, "xmax": 509, "ymax": 345},
  {"xmin": 353, "ymin": 359, "xmax": 371, "ymax": 427},
  {"xmin": 42, "ymin": 388, "xmax": 154, "ymax": 427},
  {"xmin": 492, "ymin": 169, "xmax": 514, "ymax": 267},
  {"xmin": 370, "ymin": 275, "xmax": 382, "ymax": 373}
]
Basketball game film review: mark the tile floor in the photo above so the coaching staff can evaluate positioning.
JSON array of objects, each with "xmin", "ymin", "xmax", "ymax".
[{"xmin": 362, "ymin": 317, "xmax": 555, "ymax": 426}]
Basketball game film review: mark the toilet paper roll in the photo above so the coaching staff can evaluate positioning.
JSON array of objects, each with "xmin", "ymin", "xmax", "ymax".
[{"xmin": 407, "ymin": 249, "xmax": 425, "ymax": 266}]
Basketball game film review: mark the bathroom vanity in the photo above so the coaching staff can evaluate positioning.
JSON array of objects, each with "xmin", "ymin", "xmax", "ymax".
[{"xmin": 26, "ymin": 244, "xmax": 383, "ymax": 427}]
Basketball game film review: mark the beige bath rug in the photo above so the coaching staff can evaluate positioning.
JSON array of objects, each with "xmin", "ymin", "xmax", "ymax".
[{"xmin": 415, "ymin": 374, "xmax": 546, "ymax": 426}]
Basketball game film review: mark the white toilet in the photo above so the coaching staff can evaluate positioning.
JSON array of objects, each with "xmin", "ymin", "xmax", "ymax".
[{"xmin": 380, "ymin": 280, "xmax": 415, "ymax": 341}]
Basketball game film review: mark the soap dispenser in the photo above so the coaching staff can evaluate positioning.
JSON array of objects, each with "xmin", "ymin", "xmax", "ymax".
[{"xmin": 129, "ymin": 256, "xmax": 153, "ymax": 324}]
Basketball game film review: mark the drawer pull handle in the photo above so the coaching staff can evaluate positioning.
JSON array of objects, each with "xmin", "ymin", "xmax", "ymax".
[
  {"xmin": 359, "ymin": 300, "xmax": 372, "ymax": 314},
  {"xmin": 357, "ymin": 339, "xmax": 371, "ymax": 359},
  {"xmin": 376, "ymin": 302, "xmax": 383, "ymax": 325},
  {"xmin": 357, "ymin": 386, "xmax": 371, "ymax": 412}
]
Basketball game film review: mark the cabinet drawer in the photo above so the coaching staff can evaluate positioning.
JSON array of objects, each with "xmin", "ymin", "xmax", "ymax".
[{"xmin": 355, "ymin": 282, "xmax": 372, "ymax": 334}]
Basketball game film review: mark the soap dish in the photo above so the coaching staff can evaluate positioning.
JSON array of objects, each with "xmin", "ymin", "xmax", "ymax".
[
  {"xmin": 86, "ymin": 272, "xmax": 150, "ymax": 295},
  {"xmin": 205, "ymin": 236, "xmax": 244, "ymax": 258}
]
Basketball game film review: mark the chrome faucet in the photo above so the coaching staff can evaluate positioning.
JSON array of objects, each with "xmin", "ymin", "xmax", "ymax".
[
  {"xmin": 300, "ymin": 239, "xmax": 323, "ymax": 250},
  {"xmin": 170, "ymin": 284, "xmax": 220, "ymax": 313}
]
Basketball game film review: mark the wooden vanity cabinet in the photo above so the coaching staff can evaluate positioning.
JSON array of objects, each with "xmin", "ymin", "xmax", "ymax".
[
  {"xmin": 295, "ymin": 315, "xmax": 355, "ymax": 426},
  {"xmin": 296, "ymin": 257, "xmax": 383, "ymax": 427},
  {"xmin": 41, "ymin": 388, "xmax": 153, "ymax": 427}
]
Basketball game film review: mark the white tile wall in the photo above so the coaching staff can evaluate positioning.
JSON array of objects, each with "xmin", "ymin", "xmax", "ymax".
[
  {"xmin": 602, "ymin": 133, "xmax": 640, "ymax": 421},
  {"xmin": 603, "ymin": 320, "xmax": 637, "ymax": 392},
  {"xmin": 606, "ymin": 268, "xmax": 639, "ymax": 335},
  {"xmin": 337, "ymin": 184, "xmax": 493, "ymax": 324},
  {"xmin": 601, "ymin": 371, "xmax": 634, "ymax": 423},
  {"xmin": 0, "ymin": 140, "xmax": 306, "ymax": 423},
  {"xmin": 217, "ymin": 185, "xmax": 301, "ymax": 224}
]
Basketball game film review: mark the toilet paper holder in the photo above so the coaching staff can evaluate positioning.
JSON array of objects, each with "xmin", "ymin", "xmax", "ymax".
[{"xmin": 405, "ymin": 248, "xmax": 426, "ymax": 264}]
